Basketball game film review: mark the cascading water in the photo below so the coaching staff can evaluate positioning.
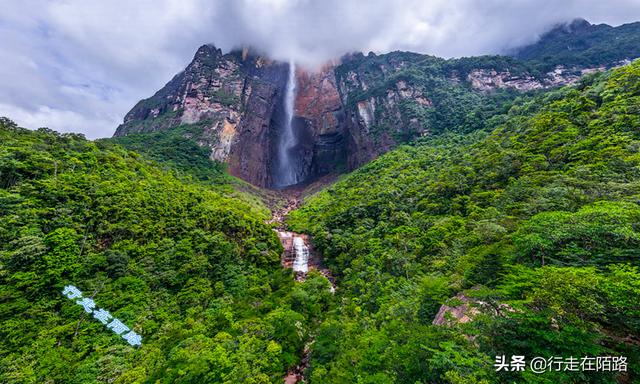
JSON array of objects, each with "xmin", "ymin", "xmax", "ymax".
[
  {"xmin": 275, "ymin": 60, "xmax": 299, "ymax": 187},
  {"xmin": 272, "ymin": 195, "xmax": 336, "ymax": 384},
  {"xmin": 292, "ymin": 236, "xmax": 309, "ymax": 273}
]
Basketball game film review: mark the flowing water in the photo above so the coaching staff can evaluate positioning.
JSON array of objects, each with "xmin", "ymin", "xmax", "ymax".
[
  {"xmin": 292, "ymin": 237, "xmax": 309, "ymax": 273},
  {"xmin": 275, "ymin": 60, "xmax": 299, "ymax": 188},
  {"xmin": 276, "ymin": 231, "xmax": 312, "ymax": 280},
  {"xmin": 270, "ymin": 173, "xmax": 337, "ymax": 384}
]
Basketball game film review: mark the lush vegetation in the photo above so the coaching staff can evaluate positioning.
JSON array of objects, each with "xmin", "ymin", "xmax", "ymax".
[
  {"xmin": 0, "ymin": 120, "xmax": 331, "ymax": 383},
  {"xmin": 288, "ymin": 62, "xmax": 640, "ymax": 383},
  {"xmin": 108, "ymin": 123, "xmax": 227, "ymax": 184},
  {"xmin": 336, "ymin": 19, "xmax": 640, "ymax": 150},
  {"xmin": 335, "ymin": 52, "xmax": 525, "ymax": 143},
  {"xmin": 513, "ymin": 19, "xmax": 640, "ymax": 73},
  {"xmin": 3, "ymin": 31, "xmax": 640, "ymax": 384},
  {"xmin": 107, "ymin": 123, "xmax": 275, "ymax": 215}
]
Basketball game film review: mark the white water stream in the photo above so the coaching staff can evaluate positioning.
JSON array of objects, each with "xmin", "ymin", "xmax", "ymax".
[
  {"xmin": 276, "ymin": 60, "xmax": 299, "ymax": 187},
  {"xmin": 292, "ymin": 236, "xmax": 310, "ymax": 273}
]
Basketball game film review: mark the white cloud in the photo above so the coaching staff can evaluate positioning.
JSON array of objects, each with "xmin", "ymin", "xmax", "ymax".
[
  {"xmin": 0, "ymin": 103, "xmax": 117, "ymax": 138},
  {"xmin": 1, "ymin": 0, "xmax": 639, "ymax": 138}
]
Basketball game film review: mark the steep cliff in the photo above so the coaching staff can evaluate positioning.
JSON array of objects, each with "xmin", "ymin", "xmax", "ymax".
[
  {"xmin": 293, "ymin": 64, "xmax": 346, "ymax": 177},
  {"xmin": 115, "ymin": 20, "xmax": 638, "ymax": 188},
  {"xmin": 114, "ymin": 45, "xmax": 289, "ymax": 187},
  {"xmin": 115, "ymin": 46, "xmax": 348, "ymax": 188},
  {"xmin": 334, "ymin": 53, "xmax": 541, "ymax": 167}
]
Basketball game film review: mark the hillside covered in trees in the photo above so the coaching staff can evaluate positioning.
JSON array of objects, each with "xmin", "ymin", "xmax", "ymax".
[
  {"xmin": 0, "ymin": 121, "xmax": 333, "ymax": 383},
  {"xmin": 2, "ymin": 59, "xmax": 640, "ymax": 384},
  {"xmin": 288, "ymin": 61, "xmax": 640, "ymax": 383}
]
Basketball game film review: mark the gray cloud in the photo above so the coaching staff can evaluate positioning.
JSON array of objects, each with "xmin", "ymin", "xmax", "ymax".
[{"xmin": 1, "ymin": 0, "xmax": 639, "ymax": 138}]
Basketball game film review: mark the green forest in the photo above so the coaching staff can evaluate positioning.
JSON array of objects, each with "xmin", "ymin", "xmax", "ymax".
[
  {"xmin": 0, "ymin": 120, "xmax": 332, "ymax": 383},
  {"xmin": 288, "ymin": 62, "xmax": 640, "ymax": 383},
  {"xmin": 1, "ymin": 49, "xmax": 640, "ymax": 384}
]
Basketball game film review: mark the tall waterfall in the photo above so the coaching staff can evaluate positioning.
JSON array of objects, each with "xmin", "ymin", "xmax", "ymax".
[
  {"xmin": 276, "ymin": 60, "xmax": 299, "ymax": 187},
  {"xmin": 292, "ymin": 236, "xmax": 309, "ymax": 273}
]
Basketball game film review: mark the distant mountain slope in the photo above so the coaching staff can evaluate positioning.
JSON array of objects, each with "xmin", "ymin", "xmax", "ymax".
[
  {"xmin": 114, "ymin": 19, "xmax": 640, "ymax": 189},
  {"xmin": 288, "ymin": 61, "xmax": 640, "ymax": 383},
  {"xmin": 512, "ymin": 18, "xmax": 640, "ymax": 71},
  {"xmin": 114, "ymin": 46, "xmax": 528, "ymax": 188}
]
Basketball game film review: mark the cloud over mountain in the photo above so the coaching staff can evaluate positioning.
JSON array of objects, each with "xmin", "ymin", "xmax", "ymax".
[{"xmin": 1, "ymin": 0, "xmax": 639, "ymax": 138}]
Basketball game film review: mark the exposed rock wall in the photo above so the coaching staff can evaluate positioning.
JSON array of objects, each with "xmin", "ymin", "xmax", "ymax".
[
  {"xmin": 115, "ymin": 45, "xmax": 290, "ymax": 187},
  {"xmin": 465, "ymin": 62, "xmax": 633, "ymax": 91},
  {"xmin": 115, "ymin": 46, "xmax": 349, "ymax": 187},
  {"xmin": 115, "ymin": 45, "xmax": 247, "ymax": 156},
  {"xmin": 227, "ymin": 79, "xmax": 280, "ymax": 187},
  {"xmin": 115, "ymin": 45, "xmax": 633, "ymax": 188},
  {"xmin": 294, "ymin": 64, "xmax": 346, "ymax": 177},
  {"xmin": 335, "ymin": 55, "xmax": 434, "ymax": 169}
]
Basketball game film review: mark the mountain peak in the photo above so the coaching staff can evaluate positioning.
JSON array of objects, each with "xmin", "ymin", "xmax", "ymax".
[
  {"xmin": 539, "ymin": 18, "xmax": 595, "ymax": 40},
  {"xmin": 193, "ymin": 44, "xmax": 222, "ymax": 61},
  {"xmin": 563, "ymin": 18, "xmax": 592, "ymax": 33},
  {"xmin": 196, "ymin": 43, "xmax": 220, "ymax": 53},
  {"xmin": 511, "ymin": 18, "xmax": 639, "ymax": 69},
  {"xmin": 116, "ymin": 24, "xmax": 640, "ymax": 188}
]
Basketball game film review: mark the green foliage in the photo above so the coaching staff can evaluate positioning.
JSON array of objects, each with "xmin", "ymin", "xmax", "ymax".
[
  {"xmin": 336, "ymin": 20, "xmax": 640, "ymax": 150},
  {"xmin": 106, "ymin": 124, "xmax": 270, "ymax": 215},
  {"xmin": 513, "ymin": 202, "xmax": 640, "ymax": 267},
  {"xmin": 289, "ymin": 62, "xmax": 640, "ymax": 382},
  {"xmin": 3, "ymin": 44, "xmax": 640, "ymax": 383},
  {"xmin": 0, "ymin": 122, "xmax": 331, "ymax": 383},
  {"xmin": 514, "ymin": 19, "xmax": 640, "ymax": 73},
  {"xmin": 107, "ymin": 124, "xmax": 227, "ymax": 184},
  {"xmin": 476, "ymin": 265, "xmax": 640, "ymax": 383},
  {"xmin": 335, "ymin": 51, "xmax": 523, "ymax": 143},
  {"xmin": 211, "ymin": 89, "xmax": 240, "ymax": 107}
]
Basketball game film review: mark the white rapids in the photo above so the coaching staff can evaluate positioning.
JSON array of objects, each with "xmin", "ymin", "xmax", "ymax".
[{"xmin": 292, "ymin": 236, "xmax": 309, "ymax": 273}]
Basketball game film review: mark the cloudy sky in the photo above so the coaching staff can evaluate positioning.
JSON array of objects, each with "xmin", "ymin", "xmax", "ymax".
[{"xmin": 1, "ymin": 0, "xmax": 640, "ymax": 138}]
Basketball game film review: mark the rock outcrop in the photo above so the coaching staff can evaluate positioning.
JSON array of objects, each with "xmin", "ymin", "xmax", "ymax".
[
  {"xmin": 115, "ymin": 46, "xmax": 349, "ymax": 188},
  {"xmin": 115, "ymin": 35, "xmax": 637, "ymax": 188},
  {"xmin": 114, "ymin": 45, "xmax": 290, "ymax": 187},
  {"xmin": 336, "ymin": 54, "xmax": 434, "ymax": 168},
  {"xmin": 432, "ymin": 293, "xmax": 481, "ymax": 326},
  {"xmin": 294, "ymin": 64, "xmax": 346, "ymax": 177},
  {"xmin": 465, "ymin": 61, "xmax": 634, "ymax": 91},
  {"xmin": 432, "ymin": 292, "xmax": 514, "ymax": 326}
]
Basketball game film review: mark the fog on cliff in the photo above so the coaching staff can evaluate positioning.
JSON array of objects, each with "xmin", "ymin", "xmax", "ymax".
[{"xmin": 1, "ymin": 0, "xmax": 640, "ymax": 138}]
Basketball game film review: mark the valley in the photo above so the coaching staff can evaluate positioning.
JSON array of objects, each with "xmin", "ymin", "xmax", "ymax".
[{"xmin": 1, "ymin": 15, "xmax": 640, "ymax": 384}]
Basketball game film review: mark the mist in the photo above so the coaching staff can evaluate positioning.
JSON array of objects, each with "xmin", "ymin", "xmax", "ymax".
[{"xmin": 1, "ymin": 0, "xmax": 640, "ymax": 138}]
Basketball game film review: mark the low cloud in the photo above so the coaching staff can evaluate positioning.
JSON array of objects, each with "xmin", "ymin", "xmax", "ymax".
[
  {"xmin": 0, "ymin": 103, "xmax": 115, "ymax": 138},
  {"xmin": 1, "ymin": 0, "xmax": 639, "ymax": 138}
]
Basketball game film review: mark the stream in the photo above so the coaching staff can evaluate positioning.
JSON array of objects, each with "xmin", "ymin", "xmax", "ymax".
[
  {"xmin": 270, "ymin": 61, "xmax": 334, "ymax": 382},
  {"xmin": 268, "ymin": 189, "xmax": 335, "ymax": 383}
]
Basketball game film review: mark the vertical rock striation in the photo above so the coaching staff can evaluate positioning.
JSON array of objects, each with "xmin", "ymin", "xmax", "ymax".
[
  {"xmin": 114, "ymin": 45, "xmax": 290, "ymax": 187},
  {"xmin": 116, "ymin": 28, "xmax": 636, "ymax": 188},
  {"xmin": 293, "ymin": 63, "xmax": 346, "ymax": 179}
]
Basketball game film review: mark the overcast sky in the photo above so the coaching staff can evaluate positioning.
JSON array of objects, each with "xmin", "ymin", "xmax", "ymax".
[{"xmin": 1, "ymin": 0, "xmax": 640, "ymax": 138}]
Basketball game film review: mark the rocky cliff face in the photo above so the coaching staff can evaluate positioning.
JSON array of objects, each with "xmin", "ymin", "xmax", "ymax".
[
  {"xmin": 115, "ymin": 46, "xmax": 348, "ymax": 188},
  {"xmin": 293, "ymin": 64, "xmax": 346, "ymax": 177},
  {"xmin": 115, "ymin": 45, "xmax": 291, "ymax": 187},
  {"xmin": 116, "ymin": 38, "xmax": 634, "ymax": 188},
  {"xmin": 336, "ymin": 53, "xmax": 435, "ymax": 168}
]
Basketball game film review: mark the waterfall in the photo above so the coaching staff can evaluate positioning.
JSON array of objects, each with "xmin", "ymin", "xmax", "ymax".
[
  {"xmin": 292, "ymin": 236, "xmax": 309, "ymax": 273},
  {"xmin": 276, "ymin": 60, "xmax": 299, "ymax": 187}
]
